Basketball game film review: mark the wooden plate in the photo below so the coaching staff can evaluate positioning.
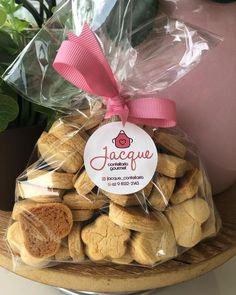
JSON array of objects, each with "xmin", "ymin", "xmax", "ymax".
[{"xmin": 0, "ymin": 184, "xmax": 236, "ymax": 293}]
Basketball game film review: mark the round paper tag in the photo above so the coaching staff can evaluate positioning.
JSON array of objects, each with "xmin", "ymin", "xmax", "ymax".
[{"xmin": 84, "ymin": 122, "xmax": 158, "ymax": 194}]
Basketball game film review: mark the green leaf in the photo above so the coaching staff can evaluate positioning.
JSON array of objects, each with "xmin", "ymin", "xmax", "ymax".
[
  {"xmin": 0, "ymin": 94, "xmax": 19, "ymax": 132},
  {"xmin": 0, "ymin": 79, "xmax": 18, "ymax": 99},
  {"xmin": 0, "ymin": 66, "xmax": 4, "ymax": 75},
  {"xmin": 0, "ymin": 9, "xmax": 7, "ymax": 27},
  {"xmin": 12, "ymin": 18, "xmax": 29, "ymax": 32},
  {"xmin": 0, "ymin": 30, "xmax": 18, "ymax": 53}
]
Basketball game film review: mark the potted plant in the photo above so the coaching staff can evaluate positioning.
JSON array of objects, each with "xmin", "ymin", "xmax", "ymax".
[{"xmin": 0, "ymin": 0, "xmax": 56, "ymax": 211}]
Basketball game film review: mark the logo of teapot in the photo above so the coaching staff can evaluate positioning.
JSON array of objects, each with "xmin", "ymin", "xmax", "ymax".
[{"xmin": 112, "ymin": 130, "xmax": 133, "ymax": 149}]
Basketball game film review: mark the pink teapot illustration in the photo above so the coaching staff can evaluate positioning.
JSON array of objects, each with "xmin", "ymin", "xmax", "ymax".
[{"xmin": 112, "ymin": 130, "xmax": 133, "ymax": 149}]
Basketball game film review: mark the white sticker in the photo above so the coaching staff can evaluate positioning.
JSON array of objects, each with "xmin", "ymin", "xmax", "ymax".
[{"xmin": 84, "ymin": 122, "xmax": 158, "ymax": 194}]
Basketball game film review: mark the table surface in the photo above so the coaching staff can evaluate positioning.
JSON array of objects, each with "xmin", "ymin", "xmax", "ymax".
[{"xmin": 1, "ymin": 256, "xmax": 236, "ymax": 295}]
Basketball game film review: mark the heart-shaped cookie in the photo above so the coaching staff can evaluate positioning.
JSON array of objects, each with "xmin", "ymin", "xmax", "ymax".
[{"xmin": 19, "ymin": 203, "xmax": 73, "ymax": 258}]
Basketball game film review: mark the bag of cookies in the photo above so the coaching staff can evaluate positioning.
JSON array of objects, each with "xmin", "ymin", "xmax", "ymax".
[{"xmin": 3, "ymin": 0, "xmax": 221, "ymax": 268}]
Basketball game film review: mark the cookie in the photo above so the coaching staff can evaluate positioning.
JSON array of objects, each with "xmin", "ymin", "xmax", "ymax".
[
  {"xmin": 16, "ymin": 181, "xmax": 63, "ymax": 201},
  {"xmin": 37, "ymin": 132, "xmax": 83, "ymax": 173},
  {"xmin": 12, "ymin": 200, "xmax": 34, "ymax": 220},
  {"xmin": 74, "ymin": 170, "xmax": 95, "ymax": 196},
  {"xmin": 154, "ymin": 131, "xmax": 187, "ymax": 158},
  {"xmin": 131, "ymin": 215, "xmax": 176, "ymax": 265},
  {"xmin": 181, "ymin": 197, "xmax": 210, "ymax": 224},
  {"xmin": 19, "ymin": 203, "xmax": 73, "ymax": 258},
  {"xmin": 20, "ymin": 247, "xmax": 52, "ymax": 268},
  {"xmin": 143, "ymin": 181, "xmax": 154, "ymax": 197},
  {"xmin": 68, "ymin": 223, "xmax": 85, "ymax": 262},
  {"xmin": 7, "ymin": 222, "xmax": 23, "ymax": 254},
  {"xmin": 27, "ymin": 169, "xmax": 74, "ymax": 190},
  {"xmin": 81, "ymin": 215, "xmax": 130, "ymax": 261},
  {"xmin": 170, "ymin": 168, "xmax": 201, "ymax": 204},
  {"xmin": 165, "ymin": 198, "xmax": 210, "ymax": 247},
  {"xmin": 156, "ymin": 154, "xmax": 188, "ymax": 178},
  {"xmin": 67, "ymin": 110, "xmax": 104, "ymax": 131},
  {"xmin": 201, "ymin": 207, "xmax": 218, "ymax": 240},
  {"xmin": 111, "ymin": 247, "xmax": 133, "ymax": 265},
  {"xmin": 143, "ymin": 126, "xmax": 154, "ymax": 138},
  {"xmin": 148, "ymin": 176, "xmax": 176, "ymax": 211},
  {"xmin": 72, "ymin": 209, "xmax": 94, "ymax": 221},
  {"xmin": 49, "ymin": 120, "xmax": 87, "ymax": 156},
  {"xmin": 55, "ymin": 244, "xmax": 71, "ymax": 261},
  {"xmin": 101, "ymin": 190, "xmax": 146, "ymax": 207},
  {"xmin": 63, "ymin": 192, "xmax": 108, "ymax": 209},
  {"xmin": 7, "ymin": 222, "xmax": 51, "ymax": 267},
  {"xmin": 109, "ymin": 203, "xmax": 161, "ymax": 233}
]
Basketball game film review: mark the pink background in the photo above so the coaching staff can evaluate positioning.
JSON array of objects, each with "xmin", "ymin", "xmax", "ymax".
[{"xmin": 160, "ymin": 0, "xmax": 236, "ymax": 194}]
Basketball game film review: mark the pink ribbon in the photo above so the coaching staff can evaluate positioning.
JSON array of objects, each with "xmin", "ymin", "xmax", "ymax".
[{"xmin": 53, "ymin": 23, "xmax": 176, "ymax": 127}]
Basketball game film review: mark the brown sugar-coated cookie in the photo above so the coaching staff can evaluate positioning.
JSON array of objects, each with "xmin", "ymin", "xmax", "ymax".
[{"xmin": 19, "ymin": 203, "xmax": 73, "ymax": 258}]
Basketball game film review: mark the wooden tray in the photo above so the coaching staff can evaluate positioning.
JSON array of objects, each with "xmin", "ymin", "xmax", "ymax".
[{"xmin": 0, "ymin": 184, "xmax": 236, "ymax": 293}]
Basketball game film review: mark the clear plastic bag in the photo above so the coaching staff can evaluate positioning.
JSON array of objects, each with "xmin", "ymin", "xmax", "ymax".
[{"xmin": 3, "ymin": 0, "xmax": 221, "ymax": 269}]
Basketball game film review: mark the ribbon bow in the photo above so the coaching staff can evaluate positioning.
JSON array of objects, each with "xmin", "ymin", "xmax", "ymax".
[{"xmin": 53, "ymin": 23, "xmax": 176, "ymax": 127}]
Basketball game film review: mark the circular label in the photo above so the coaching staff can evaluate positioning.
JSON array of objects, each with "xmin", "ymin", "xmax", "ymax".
[{"xmin": 84, "ymin": 122, "xmax": 158, "ymax": 194}]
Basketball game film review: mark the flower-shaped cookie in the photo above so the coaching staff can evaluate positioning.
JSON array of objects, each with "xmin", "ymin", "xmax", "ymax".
[{"xmin": 81, "ymin": 215, "xmax": 130, "ymax": 261}]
